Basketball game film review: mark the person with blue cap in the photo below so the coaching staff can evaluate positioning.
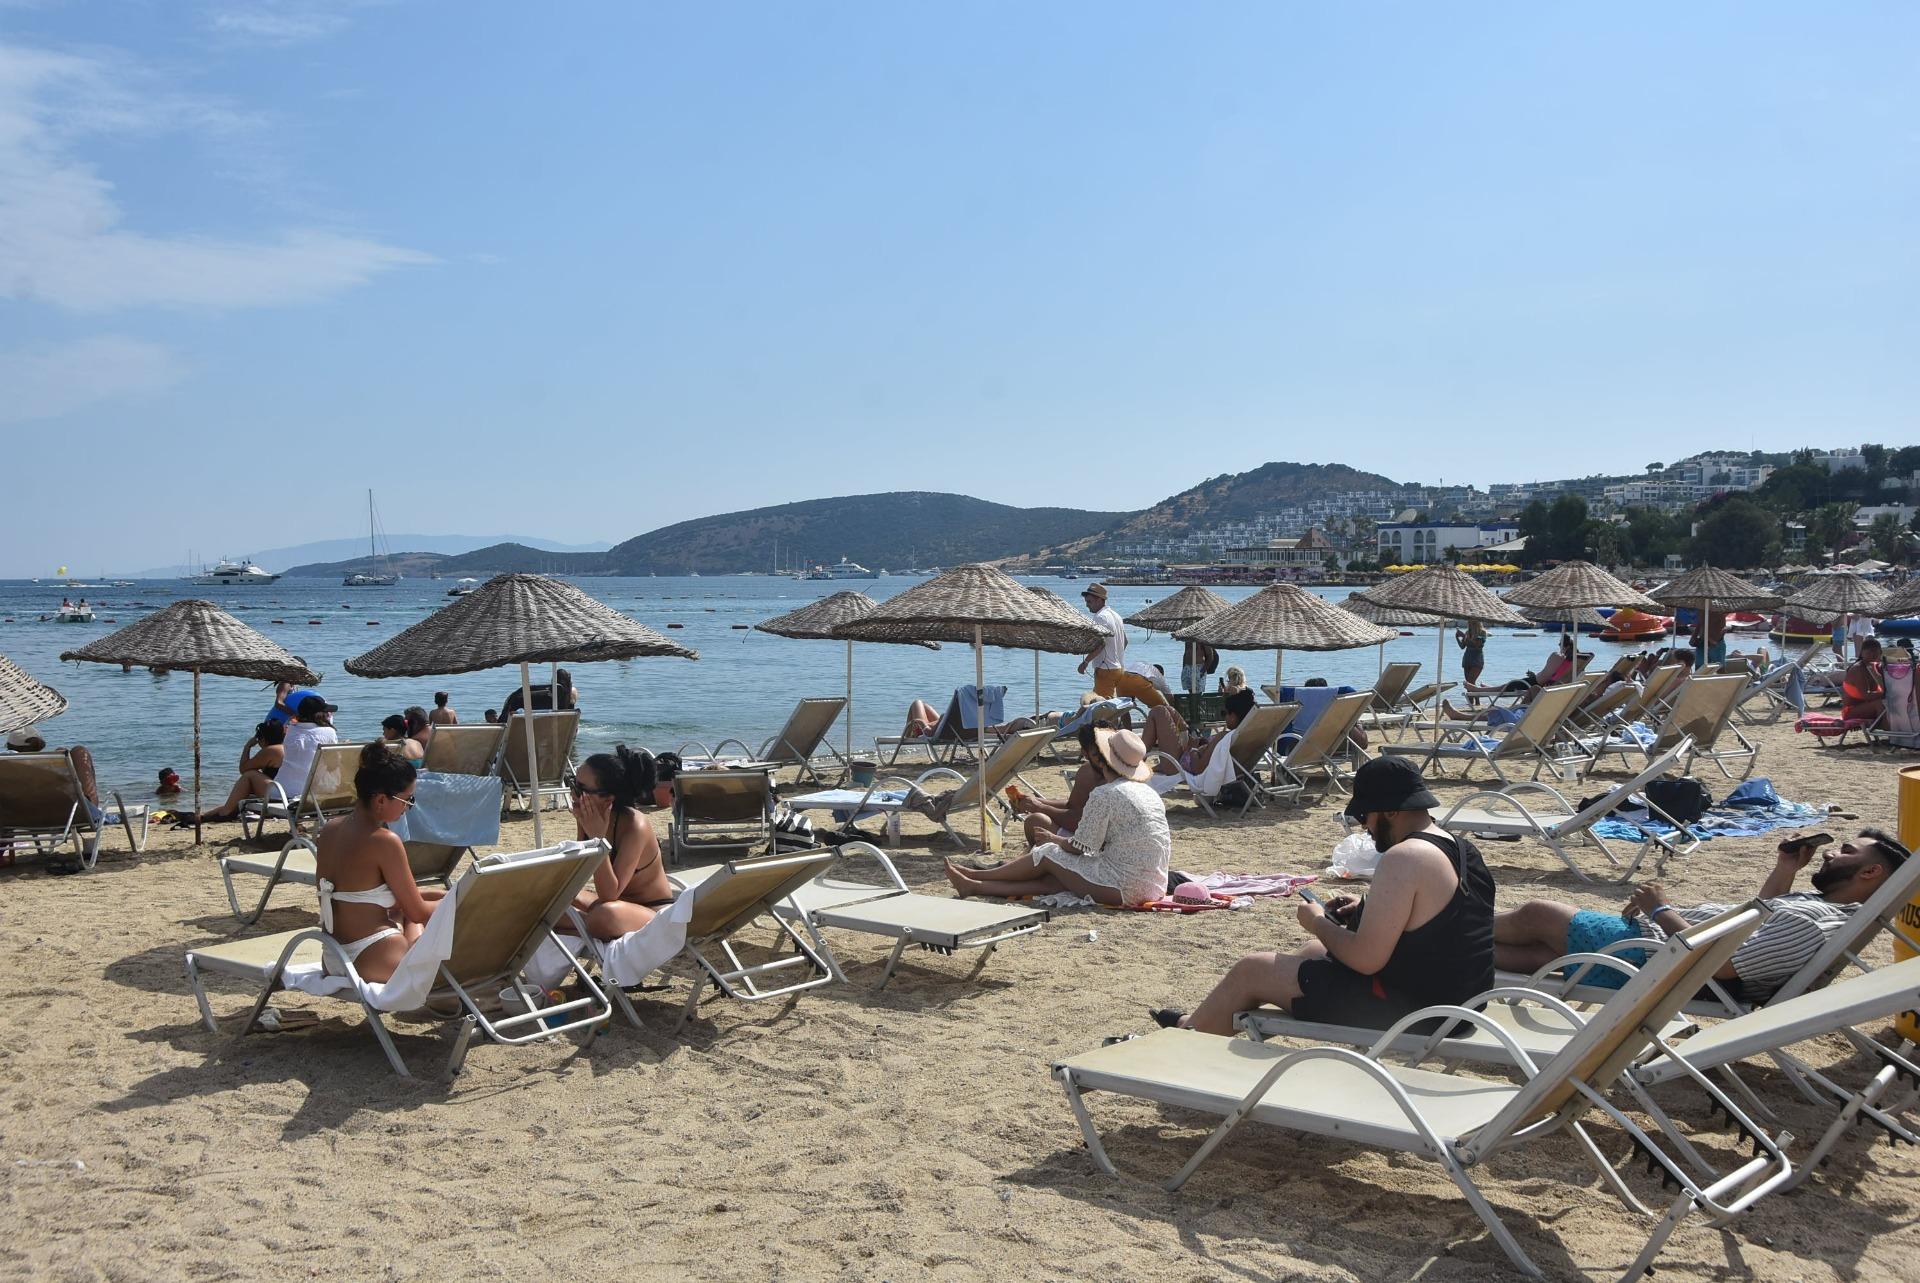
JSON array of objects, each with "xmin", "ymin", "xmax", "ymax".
[{"xmin": 1153, "ymin": 756, "xmax": 1496, "ymax": 1034}]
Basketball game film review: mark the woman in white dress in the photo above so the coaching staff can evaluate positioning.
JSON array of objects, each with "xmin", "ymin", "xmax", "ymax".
[{"xmin": 944, "ymin": 728, "xmax": 1171, "ymax": 907}]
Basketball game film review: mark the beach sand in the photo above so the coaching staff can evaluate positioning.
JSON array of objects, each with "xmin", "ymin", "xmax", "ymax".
[{"xmin": 5, "ymin": 716, "xmax": 1917, "ymax": 1282}]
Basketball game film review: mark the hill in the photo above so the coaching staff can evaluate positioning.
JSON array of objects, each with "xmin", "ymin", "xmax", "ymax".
[{"xmin": 600, "ymin": 492, "xmax": 1127, "ymax": 576}]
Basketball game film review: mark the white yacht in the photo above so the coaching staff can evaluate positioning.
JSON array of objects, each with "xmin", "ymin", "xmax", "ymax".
[
  {"xmin": 186, "ymin": 558, "xmax": 281, "ymax": 586},
  {"xmin": 447, "ymin": 578, "xmax": 478, "ymax": 597},
  {"xmin": 344, "ymin": 491, "xmax": 402, "ymax": 587},
  {"xmin": 807, "ymin": 557, "xmax": 879, "ymax": 580}
]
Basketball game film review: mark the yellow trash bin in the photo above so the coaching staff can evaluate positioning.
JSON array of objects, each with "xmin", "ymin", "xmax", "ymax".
[{"xmin": 1895, "ymin": 767, "xmax": 1920, "ymax": 1042}]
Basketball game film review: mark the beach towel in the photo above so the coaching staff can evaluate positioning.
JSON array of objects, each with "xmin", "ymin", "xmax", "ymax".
[
  {"xmin": 956, "ymin": 685, "xmax": 1006, "ymax": 732},
  {"xmin": 280, "ymin": 888, "xmax": 462, "ymax": 1011},
  {"xmin": 1794, "ymin": 713, "xmax": 1875, "ymax": 740},
  {"xmin": 1591, "ymin": 789, "xmax": 1826, "ymax": 846},
  {"xmin": 387, "ymin": 772, "xmax": 503, "ymax": 847},
  {"xmin": 526, "ymin": 895, "xmax": 697, "ymax": 990}
]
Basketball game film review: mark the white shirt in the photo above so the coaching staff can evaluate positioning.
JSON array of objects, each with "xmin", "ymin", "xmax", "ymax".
[
  {"xmin": 280, "ymin": 722, "xmax": 339, "ymax": 796},
  {"xmin": 1089, "ymin": 605, "xmax": 1126, "ymax": 670},
  {"xmin": 1846, "ymin": 615, "xmax": 1877, "ymax": 641},
  {"xmin": 1126, "ymin": 661, "xmax": 1173, "ymax": 696}
]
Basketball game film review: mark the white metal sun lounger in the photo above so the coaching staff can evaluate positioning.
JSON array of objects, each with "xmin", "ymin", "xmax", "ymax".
[
  {"xmin": 238, "ymin": 741, "xmax": 363, "ymax": 841},
  {"xmin": 1056, "ymin": 906, "xmax": 1786, "ymax": 1283},
  {"xmin": 1383, "ymin": 681, "xmax": 1592, "ymax": 784},
  {"xmin": 185, "ymin": 841, "xmax": 613, "ymax": 1079},
  {"xmin": 1147, "ymin": 702, "xmax": 1302, "ymax": 817},
  {"xmin": 421, "ymin": 723, "xmax": 508, "ymax": 775},
  {"xmin": 1436, "ymin": 739, "xmax": 1701, "ymax": 884},
  {"xmin": 497, "ymin": 710, "xmax": 581, "ymax": 812},
  {"xmin": 0, "ymin": 750, "xmax": 147, "ymax": 869},
  {"xmin": 679, "ymin": 696, "xmax": 850, "ymax": 785},
  {"xmin": 729, "ymin": 841, "xmax": 1048, "ymax": 989}
]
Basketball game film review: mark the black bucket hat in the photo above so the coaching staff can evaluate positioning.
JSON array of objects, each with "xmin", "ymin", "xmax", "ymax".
[{"xmin": 1343, "ymin": 756, "xmax": 1439, "ymax": 819}]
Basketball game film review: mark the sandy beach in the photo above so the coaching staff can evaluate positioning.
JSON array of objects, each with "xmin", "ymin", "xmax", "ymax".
[{"xmin": 5, "ymin": 716, "xmax": 1918, "ymax": 1283}]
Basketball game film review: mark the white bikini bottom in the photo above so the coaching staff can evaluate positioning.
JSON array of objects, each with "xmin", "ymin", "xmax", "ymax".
[{"xmin": 324, "ymin": 927, "xmax": 402, "ymax": 977}]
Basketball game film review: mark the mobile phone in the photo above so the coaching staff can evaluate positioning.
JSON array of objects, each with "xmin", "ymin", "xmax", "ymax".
[
  {"xmin": 1792, "ymin": 832, "xmax": 1835, "ymax": 853},
  {"xmin": 1298, "ymin": 887, "xmax": 1324, "ymax": 907}
]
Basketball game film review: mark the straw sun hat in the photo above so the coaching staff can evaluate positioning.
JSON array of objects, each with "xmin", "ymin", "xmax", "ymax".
[{"xmin": 1093, "ymin": 727, "xmax": 1153, "ymax": 782}]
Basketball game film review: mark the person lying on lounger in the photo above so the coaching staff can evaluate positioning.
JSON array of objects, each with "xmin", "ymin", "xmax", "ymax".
[
  {"xmin": 1493, "ymin": 828, "xmax": 1909, "ymax": 1001},
  {"xmin": 944, "ymin": 729, "xmax": 1170, "ymax": 907}
]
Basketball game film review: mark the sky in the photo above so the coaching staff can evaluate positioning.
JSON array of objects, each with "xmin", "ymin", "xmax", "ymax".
[{"xmin": 2, "ymin": 2, "xmax": 1916, "ymax": 576}]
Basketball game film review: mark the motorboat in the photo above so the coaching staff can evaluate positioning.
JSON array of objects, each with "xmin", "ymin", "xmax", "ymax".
[
  {"xmin": 1598, "ymin": 608, "xmax": 1673, "ymax": 642},
  {"xmin": 447, "ymin": 578, "xmax": 478, "ymax": 597},
  {"xmin": 807, "ymin": 557, "xmax": 879, "ymax": 580},
  {"xmin": 344, "ymin": 571, "xmax": 399, "ymax": 587},
  {"xmin": 186, "ymin": 558, "xmax": 281, "ymax": 586},
  {"xmin": 54, "ymin": 602, "xmax": 94, "ymax": 623}
]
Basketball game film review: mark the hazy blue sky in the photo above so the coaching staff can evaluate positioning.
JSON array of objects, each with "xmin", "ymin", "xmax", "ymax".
[{"xmin": 3, "ymin": 3, "xmax": 1915, "ymax": 575}]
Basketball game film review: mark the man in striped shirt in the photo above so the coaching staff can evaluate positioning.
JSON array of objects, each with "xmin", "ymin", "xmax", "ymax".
[{"xmin": 1494, "ymin": 828, "xmax": 1912, "ymax": 1003}]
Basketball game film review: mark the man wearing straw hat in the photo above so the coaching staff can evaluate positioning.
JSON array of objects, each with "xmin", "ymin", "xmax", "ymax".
[{"xmin": 1077, "ymin": 584, "xmax": 1169, "ymax": 711}]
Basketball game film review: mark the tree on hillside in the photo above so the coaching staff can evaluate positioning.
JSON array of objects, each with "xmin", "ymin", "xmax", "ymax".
[
  {"xmin": 1622, "ymin": 507, "xmax": 1683, "ymax": 567},
  {"xmin": 1688, "ymin": 498, "xmax": 1779, "ymax": 569},
  {"xmin": 1546, "ymin": 494, "xmax": 1589, "ymax": 560},
  {"xmin": 1869, "ymin": 513, "xmax": 1909, "ymax": 564},
  {"xmin": 1809, "ymin": 502, "xmax": 1858, "ymax": 555}
]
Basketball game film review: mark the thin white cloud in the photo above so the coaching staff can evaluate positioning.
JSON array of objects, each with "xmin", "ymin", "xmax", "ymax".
[
  {"xmin": 0, "ymin": 40, "xmax": 431, "ymax": 312},
  {"xmin": 0, "ymin": 335, "xmax": 189, "ymax": 423},
  {"xmin": 201, "ymin": 1, "xmax": 385, "ymax": 46}
]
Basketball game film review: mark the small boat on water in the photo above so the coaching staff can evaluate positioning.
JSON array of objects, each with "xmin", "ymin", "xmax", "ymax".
[
  {"xmin": 447, "ymin": 578, "xmax": 478, "ymax": 597},
  {"xmin": 1725, "ymin": 611, "xmax": 1772, "ymax": 633},
  {"xmin": 54, "ymin": 602, "xmax": 94, "ymax": 623},
  {"xmin": 1599, "ymin": 608, "xmax": 1673, "ymax": 642},
  {"xmin": 344, "ymin": 491, "xmax": 401, "ymax": 587},
  {"xmin": 807, "ymin": 557, "xmax": 878, "ymax": 580}
]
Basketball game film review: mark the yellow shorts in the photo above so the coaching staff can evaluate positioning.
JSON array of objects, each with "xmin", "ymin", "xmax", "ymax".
[{"xmin": 1094, "ymin": 668, "xmax": 1169, "ymax": 710}]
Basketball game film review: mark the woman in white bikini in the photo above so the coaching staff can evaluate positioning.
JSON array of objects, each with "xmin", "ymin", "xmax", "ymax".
[
  {"xmin": 568, "ymin": 746, "xmax": 675, "ymax": 938},
  {"xmin": 313, "ymin": 744, "xmax": 443, "ymax": 981}
]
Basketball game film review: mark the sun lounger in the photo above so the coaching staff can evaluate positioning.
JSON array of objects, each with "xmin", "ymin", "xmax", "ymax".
[
  {"xmin": 0, "ymin": 750, "xmax": 146, "ymax": 870},
  {"xmin": 670, "ymin": 767, "xmax": 775, "ymax": 866},
  {"xmin": 1382, "ymin": 681, "xmax": 1591, "ymax": 784},
  {"xmin": 1589, "ymin": 674, "xmax": 1756, "ymax": 781},
  {"xmin": 421, "ymin": 723, "xmax": 508, "ymax": 775},
  {"xmin": 874, "ymin": 684, "xmax": 1006, "ymax": 766},
  {"xmin": 238, "ymin": 741, "xmax": 364, "ymax": 842},
  {"xmin": 544, "ymin": 848, "xmax": 840, "ymax": 1033},
  {"xmin": 1055, "ymin": 905, "xmax": 1786, "ymax": 1283},
  {"xmin": 1732, "ymin": 662, "xmax": 1803, "ymax": 726},
  {"xmin": 1272, "ymin": 690, "xmax": 1373, "ymax": 797},
  {"xmin": 497, "ymin": 710, "xmax": 580, "ymax": 813},
  {"xmin": 185, "ymin": 840, "xmax": 613, "ymax": 1079},
  {"xmin": 1794, "ymin": 709, "xmax": 1887, "ymax": 750},
  {"xmin": 1146, "ymin": 702, "xmax": 1301, "ymax": 817},
  {"xmin": 1437, "ymin": 739, "xmax": 1701, "ymax": 884},
  {"xmin": 678, "ymin": 696, "xmax": 849, "ymax": 784}
]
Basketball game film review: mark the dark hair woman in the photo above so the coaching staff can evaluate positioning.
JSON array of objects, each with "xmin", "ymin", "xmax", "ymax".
[
  {"xmin": 185, "ymin": 718, "xmax": 289, "ymax": 823},
  {"xmin": 381, "ymin": 713, "xmax": 425, "ymax": 764},
  {"xmin": 569, "ymin": 744, "xmax": 672, "ymax": 939},
  {"xmin": 312, "ymin": 744, "xmax": 442, "ymax": 982}
]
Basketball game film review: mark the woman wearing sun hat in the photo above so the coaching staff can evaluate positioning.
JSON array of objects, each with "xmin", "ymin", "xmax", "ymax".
[{"xmin": 944, "ymin": 727, "xmax": 1170, "ymax": 906}]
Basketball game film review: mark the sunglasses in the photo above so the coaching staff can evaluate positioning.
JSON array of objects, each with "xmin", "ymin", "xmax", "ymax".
[
  {"xmin": 565, "ymin": 774, "xmax": 615, "ymax": 797},
  {"xmin": 388, "ymin": 792, "xmax": 416, "ymax": 809}
]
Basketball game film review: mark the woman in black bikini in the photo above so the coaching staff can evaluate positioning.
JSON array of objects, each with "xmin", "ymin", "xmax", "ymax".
[
  {"xmin": 185, "ymin": 720, "xmax": 286, "ymax": 823},
  {"xmin": 569, "ymin": 746, "xmax": 674, "ymax": 938}
]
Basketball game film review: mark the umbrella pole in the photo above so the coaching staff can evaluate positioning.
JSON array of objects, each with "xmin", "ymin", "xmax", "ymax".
[
  {"xmin": 1275, "ymin": 648, "xmax": 1283, "ymax": 693},
  {"xmin": 845, "ymin": 639, "xmax": 855, "ymax": 771},
  {"xmin": 976, "ymin": 624, "xmax": 988, "ymax": 854},
  {"xmin": 1034, "ymin": 650, "xmax": 1041, "ymax": 717},
  {"xmin": 193, "ymin": 667, "xmax": 203, "ymax": 847},
  {"xmin": 521, "ymin": 661, "xmax": 542, "ymax": 846}
]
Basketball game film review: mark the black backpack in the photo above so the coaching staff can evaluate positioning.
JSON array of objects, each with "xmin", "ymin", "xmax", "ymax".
[{"xmin": 1644, "ymin": 776, "xmax": 1712, "ymax": 825}]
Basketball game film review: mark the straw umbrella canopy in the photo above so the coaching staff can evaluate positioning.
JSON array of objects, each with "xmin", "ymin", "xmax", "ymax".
[
  {"xmin": 346, "ymin": 573, "xmax": 697, "ymax": 844},
  {"xmin": 1500, "ymin": 560, "xmax": 1661, "ymax": 612},
  {"xmin": 1354, "ymin": 565, "xmax": 1531, "ymax": 703},
  {"xmin": 1125, "ymin": 585, "xmax": 1231, "ymax": 632},
  {"xmin": 0, "ymin": 653, "xmax": 68, "ymax": 737},
  {"xmin": 1522, "ymin": 606, "xmax": 1611, "ymax": 632},
  {"xmin": 755, "ymin": 590, "xmax": 937, "ymax": 767},
  {"xmin": 1174, "ymin": 583, "xmax": 1395, "ymax": 690},
  {"xmin": 61, "ymin": 599, "xmax": 319, "ymax": 843},
  {"xmin": 1782, "ymin": 572, "xmax": 1892, "ymax": 654},
  {"xmin": 1878, "ymin": 577, "xmax": 1920, "ymax": 619},
  {"xmin": 1647, "ymin": 566, "xmax": 1783, "ymax": 661},
  {"xmin": 831, "ymin": 564, "xmax": 1104, "ymax": 852}
]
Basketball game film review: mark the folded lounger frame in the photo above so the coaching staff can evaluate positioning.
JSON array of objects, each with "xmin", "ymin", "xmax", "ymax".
[
  {"xmin": 749, "ymin": 840, "xmax": 1047, "ymax": 989},
  {"xmin": 678, "ymin": 696, "xmax": 850, "ymax": 785},
  {"xmin": 1436, "ymin": 738, "xmax": 1701, "ymax": 884},
  {"xmin": 0, "ymin": 750, "xmax": 147, "ymax": 869},
  {"xmin": 185, "ymin": 841, "xmax": 613, "ymax": 1079},
  {"xmin": 1054, "ymin": 906, "xmax": 1788, "ymax": 1283},
  {"xmin": 583, "ymin": 847, "xmax": 841, "ymax": 1033}
]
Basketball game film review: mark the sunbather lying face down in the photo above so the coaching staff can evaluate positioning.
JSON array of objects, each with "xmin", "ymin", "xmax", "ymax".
[
  {"xmin": 313, "ymin": 743, "xmax": 444, "ymax": 984},
  {"xmin": 567, "ymin": 749, "xmax": 673, "ymax": 940}
]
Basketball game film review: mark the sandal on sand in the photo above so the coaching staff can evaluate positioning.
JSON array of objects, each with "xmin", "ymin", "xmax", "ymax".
[{"xmin": 1148, "ymin": 1008, "xmax": 1185, "ymax": 1029}]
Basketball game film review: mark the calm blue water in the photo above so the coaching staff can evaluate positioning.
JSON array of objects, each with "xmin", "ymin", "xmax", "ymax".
[{"xmin": 1, "ymin": 575, "xmax": 1644, "ymax": 795}]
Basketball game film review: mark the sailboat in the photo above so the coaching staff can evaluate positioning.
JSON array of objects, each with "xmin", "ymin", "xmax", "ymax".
[{"xmin": 343, "ymin": 491, "xmax": 401, "ymax": 587}]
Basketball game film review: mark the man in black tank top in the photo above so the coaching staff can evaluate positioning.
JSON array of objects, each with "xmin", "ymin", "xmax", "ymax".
[{"xmin": 1160, "ymin": 757, "xmax": 1496, "ymax": 1035}]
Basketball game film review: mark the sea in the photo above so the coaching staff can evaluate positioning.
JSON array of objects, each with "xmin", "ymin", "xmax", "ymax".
[{"xmin": 1, "ymin": 574, "xmax": 1655, "ymax": 796}]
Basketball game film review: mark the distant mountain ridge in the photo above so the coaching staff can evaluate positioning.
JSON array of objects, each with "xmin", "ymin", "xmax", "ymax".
[{"xmin": 143, "ymin": 533, "xmax": 613, "ymax": 578}]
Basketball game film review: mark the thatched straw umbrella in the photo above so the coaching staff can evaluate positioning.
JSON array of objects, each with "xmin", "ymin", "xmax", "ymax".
[
  {"xmin": 1175, "ymin": 583, "xmax": 1396, "ymax": 690},
  {"xmin": 1647, "ymin": 567, "xmax": 1784, "ymax": 663},
  {"xmin": 1501, "ymin": 561, "xmax": 1661, "ymax": 613},
  {"xmin": 1355, "ymin": 565, "xmax": 1531, "ymax": 702},
  {"xmin": 0, "ymin": 653, "xmax": 68, "ymax": 737},
  {"xmin": 832, "ymin": 564, "xmax": 1103, "ymax": 852},
  {"xmin": 1125, "ymin": 585, "xmax": 1232, "ymax": 632},
  {"xmin": 1521, "ymin": 606, "xmax": 1611, "ymax": 632},
  {"xmin": 1338, "ymin": 592, "xmax": 1433, "ymax": 678},
  {"xmin": 1782, "ymin": 572, "xmax": 1892, "ymax": 657},
  {"xmin": 1878, "ymin": 577, "xmax": 1920, "ymax": 619},
  {"xmin": 61, "ymin": 600, "xmax": 319, "ymax": 843},
  {"xmin": 755, "ymin": 591, "xmax": 937, "ymax": 767},
  {"xmin": 346, "ymin": 574, "xmax": 696, "ymax": 844}
]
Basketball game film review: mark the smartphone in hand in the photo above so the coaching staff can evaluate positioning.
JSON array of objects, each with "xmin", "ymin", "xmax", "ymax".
[
  {"xmin": 1298, "ymin": 887, "xmax": 1324, "ymax": 907},
  {"xmin": 1792, "ymin": 832, "xmax": 1835, "ymax": 854}
]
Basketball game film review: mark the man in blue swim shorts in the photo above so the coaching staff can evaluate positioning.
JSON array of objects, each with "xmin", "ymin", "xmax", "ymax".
[{"xmin": 1492, "ymin": 828, "xmax": 1910, "ymax": 1002}]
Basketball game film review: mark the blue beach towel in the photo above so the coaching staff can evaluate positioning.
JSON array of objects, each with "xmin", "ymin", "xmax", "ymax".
[{"xmin": 388, "ymin": 772, "xmax": 503, "ymax": 847}]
